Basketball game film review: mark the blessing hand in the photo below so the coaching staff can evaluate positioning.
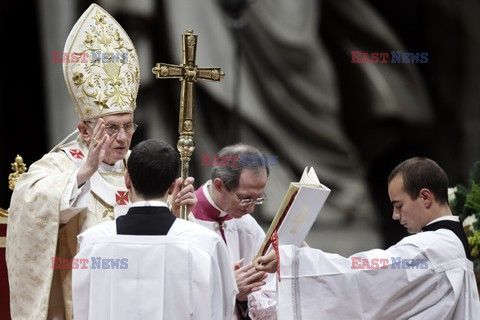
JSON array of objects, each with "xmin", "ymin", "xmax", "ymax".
[{"xmin": 77, "ymin": 118, "xmax": 116, "ymax": 187}]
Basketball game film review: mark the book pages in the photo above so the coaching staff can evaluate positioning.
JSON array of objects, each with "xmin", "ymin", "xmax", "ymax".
[{"xmin": 257, "ymin": 167, "xmax": 331, "ymax": 257}]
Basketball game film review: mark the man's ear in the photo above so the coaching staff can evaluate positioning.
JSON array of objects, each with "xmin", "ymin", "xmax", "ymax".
[
  {"xmin": 419, "ymin": 188, "xmax": 433, "ymax": 208},
  {"xmin": 212, "ymin": 178, "xmax": 224, "ymax": 192},
  {"xmin": 124, "ymin": 171, "xmax": 132, "ymax": 190},
  {"xmin": 77, "ymin": 121, "xmax": 92, "ymax": 144}
]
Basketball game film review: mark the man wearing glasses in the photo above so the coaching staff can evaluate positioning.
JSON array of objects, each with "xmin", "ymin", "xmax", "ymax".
[
  {"xmin": 191, "ymin": 143, "xmax": 274, "ymax": 319},
  {"xmin": 6, "ymin": 4, "xmax": 195, "ymax": 319}
]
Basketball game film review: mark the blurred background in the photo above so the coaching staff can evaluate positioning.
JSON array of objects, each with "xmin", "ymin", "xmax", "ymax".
[{"xmin": 1, "ymin": 0, "xmax": 480, "ymax": 255}]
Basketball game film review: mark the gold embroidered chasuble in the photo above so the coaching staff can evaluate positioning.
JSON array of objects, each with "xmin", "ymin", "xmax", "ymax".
[{"xmin": 6, "ymin": 135, "xmax": 130, "ymax": 319}]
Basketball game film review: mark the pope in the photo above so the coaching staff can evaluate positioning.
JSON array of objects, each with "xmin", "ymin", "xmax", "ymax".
[{"xmin": 6, "ymin": 4, "xmax": 196, "ymax": 319}]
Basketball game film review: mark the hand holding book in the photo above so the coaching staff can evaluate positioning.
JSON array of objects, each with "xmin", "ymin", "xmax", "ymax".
[{"xmin": 256, "ymin": 167, "xmax": 331, "ymax": 258}]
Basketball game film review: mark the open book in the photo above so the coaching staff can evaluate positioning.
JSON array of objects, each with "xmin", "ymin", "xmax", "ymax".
[{"xmin": 256, "ymin": 167, "xmax": 331, "ymax": 257}]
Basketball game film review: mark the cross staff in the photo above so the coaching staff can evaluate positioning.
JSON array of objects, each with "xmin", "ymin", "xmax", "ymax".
[{"xmin": 152, "ymin": 29, "xmax": 225, "ymax": 220}]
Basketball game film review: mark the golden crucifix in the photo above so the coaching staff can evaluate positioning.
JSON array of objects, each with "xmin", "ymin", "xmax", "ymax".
[{"xmin": 152, "ymin": 29, "xmax": 225, "ymax": 220}]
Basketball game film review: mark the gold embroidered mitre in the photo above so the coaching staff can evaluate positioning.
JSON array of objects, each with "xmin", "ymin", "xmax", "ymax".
[{"xmin": 63, "ymin": 4, "xmax": 140, "ymax": 120}]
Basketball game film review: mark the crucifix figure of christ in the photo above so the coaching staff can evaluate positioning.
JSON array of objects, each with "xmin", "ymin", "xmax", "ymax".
[
  {"xmin": 290, "ymin": 206, "xmax": 310, "ymax": 235},
  {"xmin": 152, "ymin": 29, "xmax": 225, "ymax": 220}
]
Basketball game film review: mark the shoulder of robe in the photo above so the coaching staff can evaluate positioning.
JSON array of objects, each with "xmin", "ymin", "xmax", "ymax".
[
  {"xmin": 173, "ymin": 219, "xmax": 225, "ymax": 250},
  {"xmin": 78, "ymin": 221, "xmax": 116, "ymax": 246},
  {"xmin": 233, "ymin": 214, "xmax": 264, "ymax": 232},
  {"xmin": 394, "ymin": 230, "xmax": 465, "ymax": 261},
  {"xmin": 11, "ymin": 150, "xmax": 76, "ymax": 193},
  {"xmin": 30, "ymin": 149, "xmax": 78, "ymax": 169}
]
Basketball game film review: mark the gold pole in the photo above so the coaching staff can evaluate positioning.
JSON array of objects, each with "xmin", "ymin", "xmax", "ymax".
[{"xmin": 152, "ymin": 30, "xmax": 224, "ymax": 219}]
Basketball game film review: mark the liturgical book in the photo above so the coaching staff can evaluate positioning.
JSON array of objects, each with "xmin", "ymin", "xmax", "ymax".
[{"xmin": 257, "ymin": 167, "xmax": 331, "ymax": 257}]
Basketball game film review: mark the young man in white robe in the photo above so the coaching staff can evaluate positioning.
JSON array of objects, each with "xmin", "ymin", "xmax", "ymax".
[
  {"xmin": 192, "ymin": 143, "xmax": 276, "ymax": 319},
  {"xmin": 6, "ymin": 4, "xmax": 195, "ymax": 319},
  {"xmin": 255, "ymin": 157, "xmax": 480, "ymax": 319},
  {"xmin": 72, "ymin": 139, "xmax": 237, "ymax": 320}
]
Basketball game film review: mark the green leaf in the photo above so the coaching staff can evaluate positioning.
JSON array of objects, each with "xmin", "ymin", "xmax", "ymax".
[
  {"xmin": 468, "ymin": 161, "xmax": 480, "ymax": 186},
  {"xmin": 452, "ymin": 184, "xmax": 468, "ymax": 219},
  {"xmin": 464, "ymin": 182, "xmax": 480, "ymax": 219}
]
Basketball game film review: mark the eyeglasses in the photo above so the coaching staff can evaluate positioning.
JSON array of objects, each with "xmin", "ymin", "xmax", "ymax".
[
  {"xmin": 85, "ymin": 120, "xmax": 138, "ymax": 136},
  {"xmin": 104, "ymin": 122, "xmax": 138, "ymax": 136},
  {"xmin": 233, "ymin": 192, "xmax": 267, "ymax": 207}
]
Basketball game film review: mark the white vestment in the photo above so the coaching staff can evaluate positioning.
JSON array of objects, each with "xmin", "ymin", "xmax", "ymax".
[
  {"xmin": 192, "ymin": 181, "xmax": 277, "ymax": 319},
  {"xmin": 73, "ymin": 218, "xmax": 237, "ymax": 320},
  {"xmin": 192, "ymin": 210, "xmax": 265, "ymax": 265},
  {"xmin": 192, "ymin": 182, "xmax": 267, "ymax": 265},
  {"xmin": 277, "ymin": 228, "xmax": 480, "ymax": 319},
  {"xmin": 6, "ymin": 134, "xmax": 131, "ymax": 319}
]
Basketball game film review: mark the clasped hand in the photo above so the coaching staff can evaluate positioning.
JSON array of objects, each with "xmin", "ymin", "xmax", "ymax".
[
  {"xmin": 234, "ymin": 258, "xmax": 268, "ymax": 302},
  {"xmin": 253, "ymin": 251, "xmax": 277, "ymax": 274}
]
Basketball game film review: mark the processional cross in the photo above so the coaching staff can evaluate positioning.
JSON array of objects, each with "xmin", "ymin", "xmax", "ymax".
[{"xmin": 152, "ymin": 29, "xmax": 225, "ymax": 220}]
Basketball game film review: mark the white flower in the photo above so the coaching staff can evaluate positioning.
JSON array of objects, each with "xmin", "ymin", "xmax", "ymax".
[
  {"xmin": 463, "ymin": 214, "xmax": 478, "ymax": 229},
  {"xmin": 448, "ymin": 187, "xmax": 457, "ymax": 204}
]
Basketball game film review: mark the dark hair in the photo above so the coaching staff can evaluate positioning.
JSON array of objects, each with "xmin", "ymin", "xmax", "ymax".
[
  {"xmin": 387, "ymin": 157, "xmax": 449, "ymax": 204},
  {"xmin": 211, "ymin": 143, "xmax": 269, "ymax": 191},
  {"xmin": 127, "ymin": 139, "xmax": 180, "ymax": 199}
]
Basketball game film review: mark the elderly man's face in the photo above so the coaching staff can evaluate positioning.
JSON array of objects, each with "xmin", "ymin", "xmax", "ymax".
[
  {"xmin": 218, "ymin": 168, "xmax": 268, "ymax": 219},
  {"xmin": 85, "ymin": 113, "xmax": 135, "ymax": 164}
]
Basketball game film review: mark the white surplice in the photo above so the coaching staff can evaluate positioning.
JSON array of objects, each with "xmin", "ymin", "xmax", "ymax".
[
  {"xmin": 192, "ymin": 181, "xmax": 267, "ymax": 265},
  {"xmin": 277, "ymin": 228, "xmax": 480, "ymax": 319},
  {"xmin": 72, "ymin": 218, "xmax": 238, "ymax": 320},
  {"xmin": 192, "ymin": 181, "xmax": 277, "ymax": 319}
]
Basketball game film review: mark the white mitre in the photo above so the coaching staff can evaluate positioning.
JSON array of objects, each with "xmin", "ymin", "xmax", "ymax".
[{"xmin": 63, "ymin": 3, "xmax": 140, "ymax": 120}]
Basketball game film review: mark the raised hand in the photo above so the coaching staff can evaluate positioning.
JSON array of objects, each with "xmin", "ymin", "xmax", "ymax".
[{"xmin": 77, "ymin": 118, "xmax": 116, "ymax": 186}]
